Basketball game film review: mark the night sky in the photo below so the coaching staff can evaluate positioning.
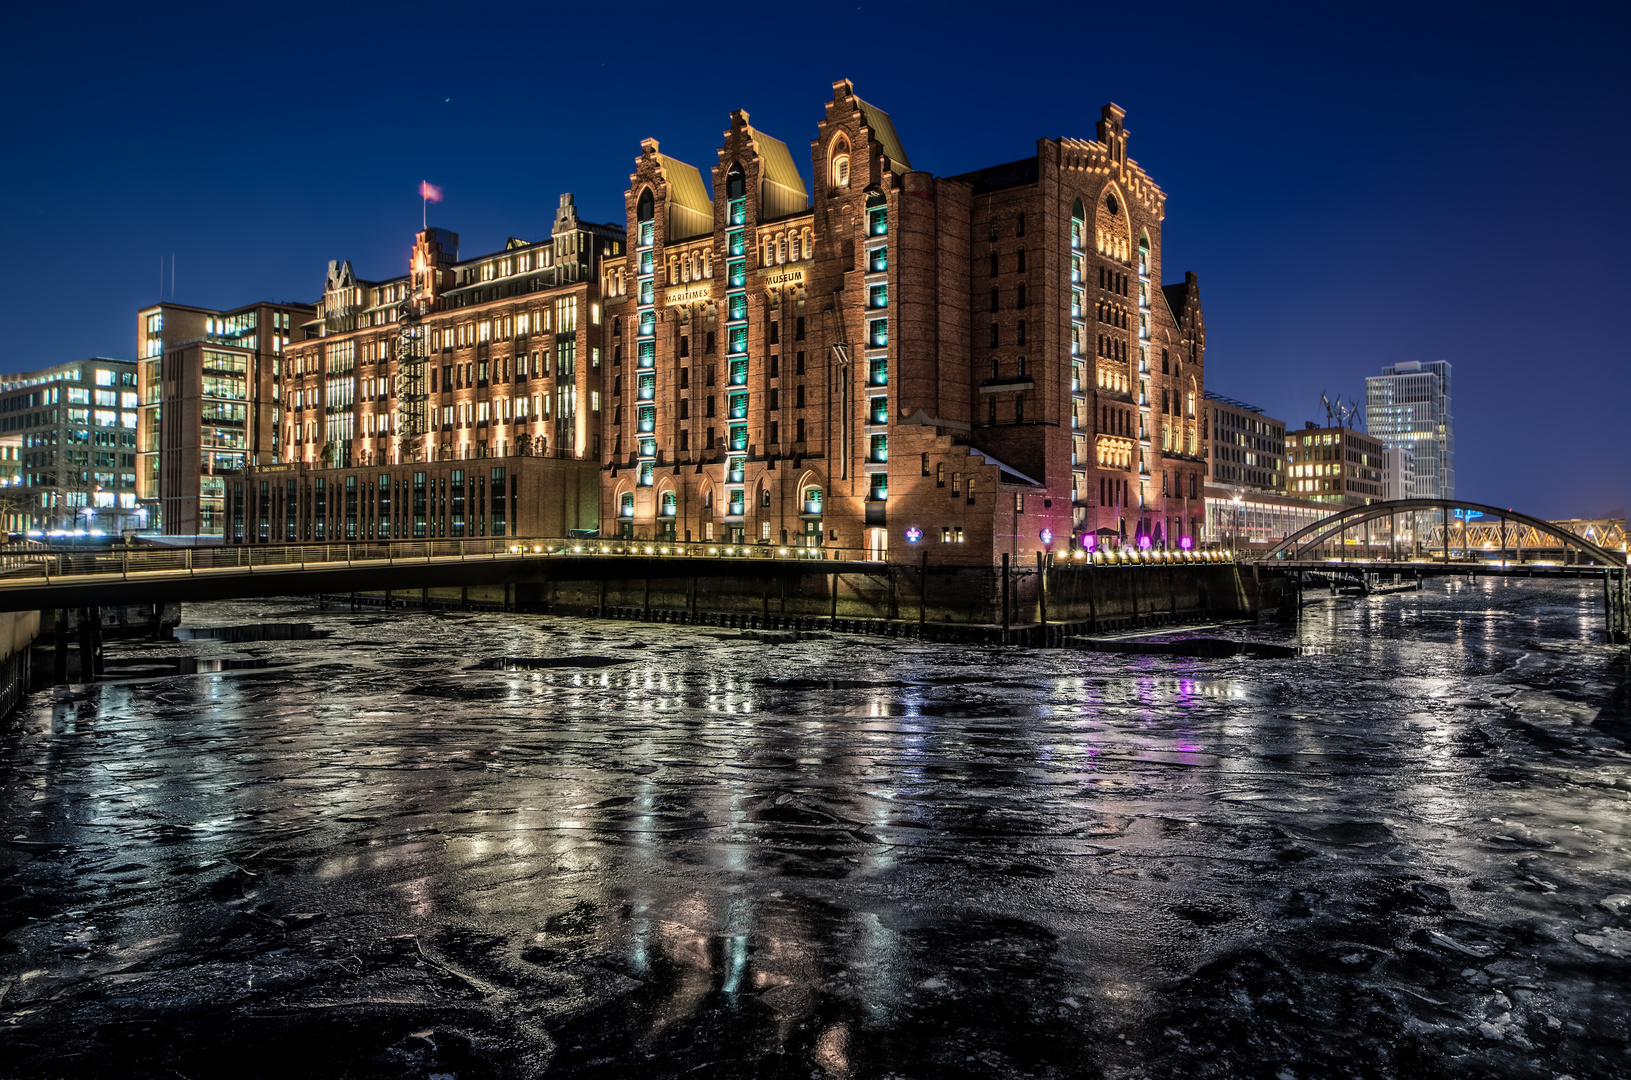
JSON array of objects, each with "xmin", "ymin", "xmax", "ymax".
[{"xmin": 2, "ymin": 2, "xmax": 1624, "ymax": 519}]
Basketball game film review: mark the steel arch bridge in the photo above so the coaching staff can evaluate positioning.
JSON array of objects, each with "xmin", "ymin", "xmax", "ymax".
[{"xmin": 1255, "ymin": 499, "xmax": 1625, "ymax": 568}]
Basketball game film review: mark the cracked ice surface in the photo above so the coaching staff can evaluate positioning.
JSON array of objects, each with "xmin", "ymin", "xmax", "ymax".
[{"xmin": 0, "ymin": 576, "xmax": 1627, "ymax": 1079}]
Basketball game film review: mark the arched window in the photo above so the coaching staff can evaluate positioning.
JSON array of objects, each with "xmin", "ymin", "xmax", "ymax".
[
  {"xmin": 637, "ymin": 189, "xmax": 654, "ymax": 223},
  {"xmin": 829, "ymin": 134, "xmax": 852, "ymax": 190},
  {"xmin": 726, "ymin": 164, "xmax": 745, "ymax": 201}
]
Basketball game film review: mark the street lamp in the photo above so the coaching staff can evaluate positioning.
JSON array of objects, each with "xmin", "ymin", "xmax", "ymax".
[{"xmin": 1233, "ymin": 493, "xmax": 1244, "ymax": 551}]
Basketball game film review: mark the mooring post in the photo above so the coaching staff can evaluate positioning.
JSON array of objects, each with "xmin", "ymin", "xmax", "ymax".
[
  {"xmin": 1000, "ymin": 553, "xmax": 1010, "ymax": 641},
  {"xmin": 77, "ymin": 607, "xmax": 94, "ymax": 683},
  {"xmin": 1037, "ymin": 551, "xmax": 1047, "ymax": 630},
  {"xmin": 53, "ymin": 610, "xmax": 67, "ymax": 685},
  {"xmin": 688, "ymin": 575, "xmax": 697, "ymax": 619},
  {"xmin": 90, "ymin": 608, "xmax": 104, "ymax": 677},
  {"xmin": 919, "ymin": 550, "xmax": 928, "ymax": 634},
  {"xmin": 1086, "ymin": 558, "xmax": 1098, "ymax": 631},
  {"xmin": 830, "ymin": 572, "xmax": 839, "ymax": 625},
  {"xmin": 644, "ymin": 576, "xmax": 652, "ymax": 619}
]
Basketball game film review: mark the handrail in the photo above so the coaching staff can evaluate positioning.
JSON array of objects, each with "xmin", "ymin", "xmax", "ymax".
[{"xmin": 0, "ymin": 537, "xmax": 1233, "ymax": 589}]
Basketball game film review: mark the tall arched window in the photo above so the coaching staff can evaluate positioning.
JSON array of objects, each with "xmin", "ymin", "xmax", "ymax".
[
  {"xmin": 637, "ymin": 189, "xmax": 654, "ymax": 223},
  {"xmin": 829, "ymin": 134, "xmax": 852, "ymax": 190},
  {"xmin": 726, "ymin": 164, "xmax": 745, "ymax": 201}
]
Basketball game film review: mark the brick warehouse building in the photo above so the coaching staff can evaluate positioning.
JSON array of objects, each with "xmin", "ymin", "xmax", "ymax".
[
  {"xmin": 210, "ymin": 79, "xmax": 1206, "ymax": 558},
  {"xmin": 223, "ymin": 195, "xmax": 615, "ymax": 542},
  {"xmin": 601, "ymin": 81, "xmax": 1206, "ymax": 564}
]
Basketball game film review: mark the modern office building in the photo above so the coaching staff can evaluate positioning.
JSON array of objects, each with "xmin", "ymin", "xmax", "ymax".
[
  {"xmin": 230, "ymin": 194, "xmax": 614, "ymax": 543},
  {"xmin": 1204, "ymin": 392, "xmax": 1285, "ymax": 493},
  {"xmin": 136, "ymin": 299, "xmax": 312, "ymax": 536},
  {"xmin": 1365, "ymin": 360, "xmax": 1453, "ymax": 499},
  {"xmin": 0, "ymin": 358, "xmax": 140, "ymax": 534},
  {"xmin": 1382, "ymin": 446, "xmax": 1415, "ymax": 501},
  {"xmin": 1286, "ymin": 422, "xmax": 1386, "ymax": 505},
  {"xmin": 601, "ymin": 82, "xmax": 1207, "ymax": 563}
]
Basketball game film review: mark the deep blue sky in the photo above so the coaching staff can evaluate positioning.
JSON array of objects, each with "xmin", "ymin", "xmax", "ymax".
[{"xmin": 3, "ymin": 2, "xmax": 1625, "ymax": 518}]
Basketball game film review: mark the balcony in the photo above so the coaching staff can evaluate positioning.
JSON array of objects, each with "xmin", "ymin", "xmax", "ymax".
[{"xmin": 802, "ymin": 499, "xmax": 823, "ymax": 517}]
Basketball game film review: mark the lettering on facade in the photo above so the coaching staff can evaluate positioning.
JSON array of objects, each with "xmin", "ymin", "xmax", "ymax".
[
  {"xmin": 763, "ymin": 268, "xmax": 806, "ymax": 287},
  {"xmin": 664, "ymin": 285, "xmax": 712, "ymax": 307}
]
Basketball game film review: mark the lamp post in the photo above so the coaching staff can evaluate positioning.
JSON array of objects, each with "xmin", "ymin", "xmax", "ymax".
[{"xmin": 1233, "ymin": 493, "xmax": 1243, "ymax": 553}]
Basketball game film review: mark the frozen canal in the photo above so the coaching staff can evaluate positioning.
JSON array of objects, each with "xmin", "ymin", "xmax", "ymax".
[{"xmin": 0, "ymin": 577, "xmax": 1627, "ymax": 1079}]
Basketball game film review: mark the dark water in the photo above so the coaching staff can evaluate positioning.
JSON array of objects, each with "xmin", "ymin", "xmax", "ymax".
[{"xmin": 1, "ymin": 578, "xmax": 1627, "ymax": 1079}]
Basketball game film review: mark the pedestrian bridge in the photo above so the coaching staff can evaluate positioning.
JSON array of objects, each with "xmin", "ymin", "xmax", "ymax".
[
  {"xmin": 1253, "ymin": 499, "xmax": 1626, "ymax": 569},
  {"xmin": 1251, "ymin": 498, "xmax": 1628, "ymax": 644},
  {"xmin": 0, "ymin": 537, "xmax": 1231, "ymax": 614}
]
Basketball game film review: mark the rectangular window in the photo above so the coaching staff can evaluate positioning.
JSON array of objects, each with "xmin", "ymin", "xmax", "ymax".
[
  {"xmin": 728, "ymin": 326, "xmax": 749, "ymax": 355},
  {"xmin": 869, "ymin": 284, "xmax": 888, "ymax": 309},
  {"xmin": 637, "ymin": 373, "xmax": 656, "ymax": 400},
  {"xmin": 728, "ymin": 392, "xmax": 749, "ymax": 420},
  {"xmin": 869, "ymin": 396, "xmax": 888, "ymax": 423},
  {"xmin": 868, "ymin": 246, "xmax": 888, "ymax": 273},
  {"xmin": 868, "ymin": 358, "xmax": 888, "ymax": 387},
  {"xmin": 868, "ymin": 473, "xmax": 888, "ymax": 501},
  {"xmin": 638, "ymin": 341, "xmax": 656, "ymax": 368},
  {"xmin": 868, "ymin": 319, "xmax": 888, "ymax": 347},
  {"xmin": 868, "ymin": 206, "xmax": 887, "ymax": 236},
  {"xmin": 869, "ymin": 434, "xmax": 888, "ymax": 463},
  {"xmin": 728, "ymin": 294, "xmax": 748, "ymax": 322},
  {"xmin": 728, "ymin": 359, "xmax": 749, "ymax": 386},
  {"xmin": 728, "ymin": 424, "xmax": 748, "ymax": 451}
]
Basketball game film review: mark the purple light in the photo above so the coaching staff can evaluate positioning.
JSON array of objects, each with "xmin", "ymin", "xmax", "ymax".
[
  {"xmin": 1138, "ymin": 535, "xmax": 1152, "ymax": 550},
  {"xmin": 1039, "ymin": 528, "xmax": 1053, "ymax": 545},
  {"xmin": 1082, "ymin": 534, "xmax": 1096, "ymax": 551},
  {"xmin": 904, "ymin": 527, "xmax": 923, "ymax": 543},
  {"xmin": 1179, "ymin": 536, "xmax": 1193, "ymax": 550}
]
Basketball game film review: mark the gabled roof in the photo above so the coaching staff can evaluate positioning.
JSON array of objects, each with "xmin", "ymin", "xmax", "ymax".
[
  {"xmin": 968, "ymin": 446, "xmax": 1042, "ymax": 487},
  {"xmin": 753, "ymin": 129, "xmax": 810, "ymax": 219},
  {"xmin": 854, "ymin": 94, "xmax": 911, "ymax": 173},
  {"xmin": 1160, "ymin": 282, "xmax": 1189, "ymax": 326},
  {"xmin": 656, "ymin": 152, "xmax": 714, "ymax": 240}
]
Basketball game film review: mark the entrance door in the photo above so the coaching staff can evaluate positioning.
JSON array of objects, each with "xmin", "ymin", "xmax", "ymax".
[{"xmin": 868, "ymin": 528, "xmax": 888, "ymax": 562}]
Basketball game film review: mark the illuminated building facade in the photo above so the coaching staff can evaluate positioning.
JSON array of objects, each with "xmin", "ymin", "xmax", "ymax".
[
  {"xmin": 0, "ymin": 358, "xmax": 140, "ymax": 534},
  {"xmin": 230, "ymin": 194, "xmax": 614, "ymax": 542},
  {"xmin": 1365, "ymin": 360, "xmax": 1453, "ymax": 499},
  {"xmin": 602, "ymin": 81, "xmax": 1207, "ymax": 562},
  {"xmin": 136, "ymin": 300, "xmax": 308, "ymax": 536},
  {"xmin": 1205, "ymin": 392, "xmax": 1285, "ymax": 494},
  {"xmin": 1286, "ymin": 423, "xmax": 1386, "ymax": 505}
]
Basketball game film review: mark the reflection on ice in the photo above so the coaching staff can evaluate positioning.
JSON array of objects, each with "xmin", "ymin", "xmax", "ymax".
[{"xmin": 0, "ymin": 578, "xmax": 1625, "ymax": 1079}]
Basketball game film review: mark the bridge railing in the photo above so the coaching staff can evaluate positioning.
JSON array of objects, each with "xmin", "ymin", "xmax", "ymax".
[{"xmin": 0, "ymin": 537, "xmax": 1235, "ymax": 585}]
